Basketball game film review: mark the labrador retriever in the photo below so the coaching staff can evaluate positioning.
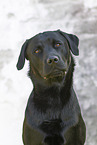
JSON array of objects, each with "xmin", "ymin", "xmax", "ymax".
[{"xmin": 16, "ymin": 30, "xmax": 86, "ymax": 145}]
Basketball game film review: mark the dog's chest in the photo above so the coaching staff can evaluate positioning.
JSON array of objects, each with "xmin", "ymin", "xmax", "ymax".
[
  {"xmin": 26, "ymin": 101, "xmax": 63, "ymax": 127},
  {"xmin": 26, "ymin": 98, "xmax": 79, "ymax": 135}
]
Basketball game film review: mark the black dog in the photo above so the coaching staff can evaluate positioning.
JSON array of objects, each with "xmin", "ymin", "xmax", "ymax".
[{"xmin": 16, "ymin": 30, "xmax": 86, "ymax": 145}]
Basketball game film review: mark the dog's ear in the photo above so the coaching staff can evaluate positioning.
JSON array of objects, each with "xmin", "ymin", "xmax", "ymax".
[
  {"xmin": 16, "ymin": 40, "xmax": 29, "ymax": 70},
  {"xmin": 58, "ymin": 30, "xmax": 79, "ymax": 56}
]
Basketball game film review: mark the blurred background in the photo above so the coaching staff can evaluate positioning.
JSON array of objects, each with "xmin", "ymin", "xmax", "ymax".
[{"xmin": 0, "ymin": 0, "xmax": 97, "ymax": 145}]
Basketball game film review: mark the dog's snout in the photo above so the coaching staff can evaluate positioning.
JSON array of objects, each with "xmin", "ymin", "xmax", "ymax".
[{"xmin": 47, "ymin": 56, "xmax": 59, "ymax": 65}]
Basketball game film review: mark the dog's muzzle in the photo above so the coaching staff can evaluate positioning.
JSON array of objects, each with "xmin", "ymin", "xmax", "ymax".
[{"xmin": 43, "ymin": 70, "xmax": 67, "ymax": 81}]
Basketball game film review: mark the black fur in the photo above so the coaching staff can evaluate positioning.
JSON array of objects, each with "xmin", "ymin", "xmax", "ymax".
[{"xmin": 16, "ymin": 30, "xmax": 86, "ymax": 145}]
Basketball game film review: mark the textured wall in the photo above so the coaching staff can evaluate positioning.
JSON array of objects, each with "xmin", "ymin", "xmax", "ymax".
[{"xmin": 0, "ymin": 0, "xmax": 97, "ymax": 145}]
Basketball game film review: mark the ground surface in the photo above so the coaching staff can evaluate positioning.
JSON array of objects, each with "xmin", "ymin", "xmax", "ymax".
[{"xmin": 0, "ymin": 0, "xmax": 97, "ymax": 145}]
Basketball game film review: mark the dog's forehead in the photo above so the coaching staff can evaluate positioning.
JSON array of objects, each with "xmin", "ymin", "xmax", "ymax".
[
  {"xmin": 31, "ymin": 31, "xmax": 61, "ymax": 43},
  {"xmin": 39, "ymin": 31, "xmax": 59, "ymax": 39}
]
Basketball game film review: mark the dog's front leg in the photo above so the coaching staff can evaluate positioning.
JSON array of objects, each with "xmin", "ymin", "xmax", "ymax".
[{"xmin": 75, "ymin": 114, "xmax": 86, "ymax": 145}]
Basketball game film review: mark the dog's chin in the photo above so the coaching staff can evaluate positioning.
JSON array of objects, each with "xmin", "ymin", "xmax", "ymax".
[{"xmin": 43, "ymin": 71, "xmax": 66, "ymax": 86}]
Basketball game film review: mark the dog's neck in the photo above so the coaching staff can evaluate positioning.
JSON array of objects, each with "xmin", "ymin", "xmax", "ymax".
[{"xmin": 28, "ymin": 56, "xmax": 75, "ymax": 109}]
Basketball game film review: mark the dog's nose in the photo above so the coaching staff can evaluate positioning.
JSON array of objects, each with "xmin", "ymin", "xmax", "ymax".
[{"xmin": 47, "ymin": 56, "xmax": 59, "ymax": 65}]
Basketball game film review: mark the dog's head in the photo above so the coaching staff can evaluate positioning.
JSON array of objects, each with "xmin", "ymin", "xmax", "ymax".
[{"xmin": 16, "ymin": 30, "xmax": 79, "ymax": 85}]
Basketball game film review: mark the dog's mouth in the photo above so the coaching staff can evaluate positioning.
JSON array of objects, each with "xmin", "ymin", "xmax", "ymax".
[{"xmin": 43, "ymin": 70, "xmax": 67, "ymax": 81}]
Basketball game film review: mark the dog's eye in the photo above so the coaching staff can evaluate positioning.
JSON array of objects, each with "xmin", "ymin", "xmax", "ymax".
[
  {"xmin": 55, "ymin": 43, "xmax": 61, "ymax": 47},
  {"xmin": 34, "ymin": 49, "xmax": 41, "ymax": 54}
]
